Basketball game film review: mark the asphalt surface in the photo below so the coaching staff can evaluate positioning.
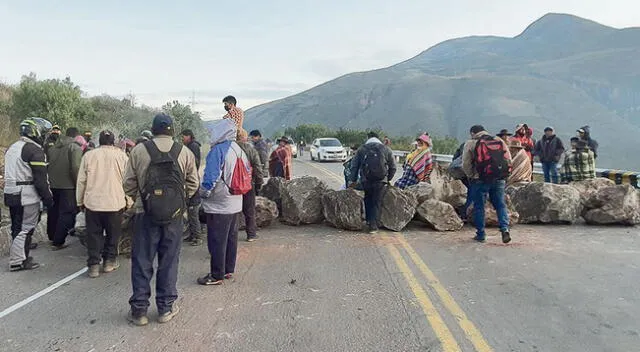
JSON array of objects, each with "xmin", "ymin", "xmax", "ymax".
[{"xmin": 1, "ymin": 154, "xmax": 640, "ymax": 352}]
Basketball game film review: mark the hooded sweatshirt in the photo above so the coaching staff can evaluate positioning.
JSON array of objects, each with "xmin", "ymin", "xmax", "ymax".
[
  {"xmin": 201, "ymin": 119, "xmax": 248, "ymax": 214},
  {"xmin": 47, "ymin": 136, "xmax": 83, "ymax": 189}
]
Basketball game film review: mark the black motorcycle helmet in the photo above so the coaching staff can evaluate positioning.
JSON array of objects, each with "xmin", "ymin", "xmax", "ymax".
[{"xmin": 20, "ymin": 117, "xmax": 53, "ymax": 146}]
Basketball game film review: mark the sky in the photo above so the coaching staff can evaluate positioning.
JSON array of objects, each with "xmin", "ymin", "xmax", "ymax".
[{"xmin": 1, "ymin": 0, "xmax": 638, "ymax": 119}]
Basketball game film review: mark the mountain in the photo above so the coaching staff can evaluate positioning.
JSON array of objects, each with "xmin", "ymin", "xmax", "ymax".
[{"xmin": 243, "ymin": 13, "xmax": 640, "ymax": 169}]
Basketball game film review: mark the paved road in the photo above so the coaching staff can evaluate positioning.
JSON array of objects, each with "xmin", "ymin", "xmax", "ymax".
[{"xmin": 1, "ymin": 156, "xmax": 640, "ymax": 352}]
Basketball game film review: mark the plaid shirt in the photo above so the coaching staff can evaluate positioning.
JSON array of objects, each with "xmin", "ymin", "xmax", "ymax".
[
  {"xmin": 223, "ymin": 106, "xmax": 244, "ymax": 130},
  {"xmin": 394, "ymin": 167, "xmax": 420, "ymax": 189},
  {"xmin": 562, "ymin": 148, "xmax": 596, "ymax": 182}
]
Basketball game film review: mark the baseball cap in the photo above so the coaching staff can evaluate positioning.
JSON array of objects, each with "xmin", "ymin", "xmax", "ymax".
[{"xmin": 152, "ymin": 113, "xmax": 173, "ymax": 131}]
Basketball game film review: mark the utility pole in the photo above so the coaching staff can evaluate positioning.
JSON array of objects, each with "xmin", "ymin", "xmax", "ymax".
[{"xmin": 190, "ymin": 90, "xmax": 196, "ymax": 108}]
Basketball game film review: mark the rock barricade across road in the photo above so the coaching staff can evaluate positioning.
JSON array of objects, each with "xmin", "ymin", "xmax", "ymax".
[
  {"xmin": 466, "ymin": 194, "xmax": 520, "ymax": 227},
  {"xmin": 429, "ymin": 164, "xmax": 467, "ymax": 208},
  {"xmin": 509, "ymin": 182, "xmax": 583, "ymax": 224},
  {"xmin": 568, "ymin": 178, "xmax": 616, "ymax": 205},
  {"xmin": 322, "ymin": 189, "xmax": 364, "ymax": 231},
  {"xmin": 582, "ymin": 184, "xmax": 640, "ymax": 225},
  {"xmin": 260, "ymin": 177, "xmax": 286, "ymax": 211},
  {"xmin": 239, "ymin": 196, "xmax": 280, "ymax": 230},
  {"xmin": 380, "ymin": 186, "xmax": 418, "ymax": 232},
  {"xmin": 281, "ymin": 176, "xmax": 328, "ymax": 225},
  {"xmin": 416, "ymin": 199, "xmax": 464, "ymax": 231}
]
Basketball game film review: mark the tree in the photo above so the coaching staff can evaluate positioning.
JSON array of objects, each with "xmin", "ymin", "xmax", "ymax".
[
  {"xmin": 162, "ymin": 100, "xmax": 207, "ymax": 143},
  {"xmin": 11, "ymin": 73, "xmax": 91, "ymax": 128}
]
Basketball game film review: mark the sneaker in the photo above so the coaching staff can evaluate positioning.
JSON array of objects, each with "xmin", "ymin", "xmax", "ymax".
[
  {"xmin": 127, "ymin": 310, "xmax": 149, "ymax": 326},
  {"xmin": 197, "ymin": 274, "xmax": 223, "ymax": 286},
  {"xmin": 224, "ymin": 273, "xmax": 234, "ymax": 280},
  {"xmin": 246, "ymin": 235, "xmax": 258, "ymax": 242},
  {"xmin": 473, "ymin": 236, "xmax": 486, "ymax": 243},
  {"xmin": 88, "ymin": 264, "xmax": 100, "ymax": 278},
  {"xmin": 501, "ymin": 231, "xmax": 512, "ymax": 244},
  {"xmin": 158, "ymin": 303, "xmax": 180, "ymax": 324},
  {"xmin": 103, "ymin": 260, "xmax": 120, "ymax": 273},
  {"xmin": 50, "ymin": 244, "xmax": 68, "ymax": 251},
  {"xmin": 368, "ymin": 227, "xmax": 379, "ymax": 234},
  {"xmin": 190, "ymin": 238, "xmax": 203, "ymax": 246},
  {"xmin": 10, "ymin": 258, "xmax": 40, "ymax": 272}
]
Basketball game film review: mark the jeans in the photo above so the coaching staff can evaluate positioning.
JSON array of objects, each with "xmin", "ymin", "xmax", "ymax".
[
  {"xmin": 542, "ymin": 162, "xmax": 559, "ymax": 184},
  {"xmin": 242, "ymin": 189, "xmax": 258, "ymax": 239},
  {"xmin": 470, "ymin": 180, "xmax": 509, "ymax": 238},
  {"xmin": 85, "ymin": 209, "xmax": 122, "ymax": 266},
  {"xmin": 363, "ymin": 182, "xmax": 385, "ymax": 229},
  {"xmin": 206, "ymin": 213, "xmax": 239, "ymax": 280},
  {"xmin": 129, "ymin": 214, "xmax": 182, "ymax": 315}
]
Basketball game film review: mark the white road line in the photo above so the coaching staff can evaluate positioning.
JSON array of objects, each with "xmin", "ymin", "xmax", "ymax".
[{"xmin": 0, "ymin": 267, "xmax": 87, "ymax": 319}]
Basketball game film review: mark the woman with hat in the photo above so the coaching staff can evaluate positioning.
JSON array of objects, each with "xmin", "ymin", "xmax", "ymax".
[
  {"xmin": 496, "ymin": 129, "xmax": 512, "ymax": 144},
  {"xmin": 507, "ymin": 139, "xmax": 532, "ymax": 186},
  {"xmin": 269, "ymin": 136, "xmax": 292, "ymax": 180},
  {"xmin": 394, "ymin": 133, "xmax": 433, "ymax": 189}
]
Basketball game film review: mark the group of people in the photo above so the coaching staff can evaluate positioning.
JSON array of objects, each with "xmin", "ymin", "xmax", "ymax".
[{"xmin": 4, "ymin": 95, "xmax": 275, "ymax": 326}]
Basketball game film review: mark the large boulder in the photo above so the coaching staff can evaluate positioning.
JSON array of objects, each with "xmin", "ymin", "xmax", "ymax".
[
  {"xmin": 510, "ymin": 182, "xmax": 583, "ymax": 224},
  {"xmin": 405, "ymin": 183, "xmax": 435, "ymax": 205},
  {"xmin": 582, "ymin": 185, "xmax": 640, "ymax": 225},
  {"xmin": 239, "ymin": 196, "xmax": 280, "ymax": 230},
  {"xmin": 416, "ymin": 200, "xmax": 464, "ymax": 231},
  {"xmin": 260, "ymin": 177, "xmax": 286, "ymax": 211},
  {"xmin": 322, "ymin": 189, "xmax": 364, "ymax": 231},
  {"xmin": 568, "ymin": 178, "xmax": 616, "ymax": 205},
  {"xmin": 466, "ymin": 194, "xmax": 520, "ymax": 227},
  {"xmin": 280, "ymin": 176, "xmax": 328, "ymax": 225},
  {"xmin": 429, "ymin": 164, "xmax": 467, "ymax": 207},
  {"xmin": 379, "ymin": 186, "xmax": 418, "ymax": 232}
]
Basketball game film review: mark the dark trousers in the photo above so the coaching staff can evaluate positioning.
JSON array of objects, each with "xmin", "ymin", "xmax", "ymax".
[
  {"xmin": 186, "ymin": 205, "xmax": 201, "ymax": 240},
  {"xmin": 363, "ymin": 182, "xmax": 385, "ymax": 228},
  {"xmin": 9, "ymin": 203, "xmax": 40, "ymax": 266},
  {"xmin": 50, "ymin": 189, "xmax": 78, "ymax": 246},
  {"xmin": 242, "ymin": 189, "xmax": 257, "ymax": 238},
  {"xmin": 129, "ymin": 214, "xmax": 182, "ymax": 315},
  {"xmin": 206, "ymin": 213, "xmax": 239, "ymax": 280},
  {"xmin": 85, "ymin": 209, "xmax": 122, "ymax": 266}
]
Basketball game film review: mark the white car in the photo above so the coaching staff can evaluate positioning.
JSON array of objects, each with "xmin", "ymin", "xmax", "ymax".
[{"xmin": 310, "ymin": 138, "xmax": 347, "ymax": 162}]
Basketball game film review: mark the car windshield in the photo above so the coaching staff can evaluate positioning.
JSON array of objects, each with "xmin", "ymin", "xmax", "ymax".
[{"xmin": 320, "ymin": 139, "xmax": 342, "ymax": 147}]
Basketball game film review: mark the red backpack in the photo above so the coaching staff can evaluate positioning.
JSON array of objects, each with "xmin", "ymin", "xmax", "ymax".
[
  {"xmin": 473, "ymin": 135, "xmax": 511, "ymax": 182},
  {"xmin": 223, "ymin": 148, "xmax": 253, "ymax": 195}
]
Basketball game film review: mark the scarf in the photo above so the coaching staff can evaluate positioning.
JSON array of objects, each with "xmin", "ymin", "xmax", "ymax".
[{"xmin": 407, "ymin": 147, "xmax": 433, "ymax": 182}]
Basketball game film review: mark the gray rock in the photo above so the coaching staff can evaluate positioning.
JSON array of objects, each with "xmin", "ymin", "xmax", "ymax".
[
  {"xmin": 322, "ymin": 189, "xmax": 364, "ymax": 231},
  {"xmin": 429, "ymin": 164, "xmax": 467, "ymax": 207},
  {"xmin": 510, "ymin": 182, "xmax": 583, "ymax": 224},
  {"xmin": 568, "ymin": 178, "xmax": 616, "ymax": 204},
  {"xmin": 380, "ymin": 186, "xmax": 418, "ymax": 232},
  {"xmin": 405, "ymin": 182, "xmax": 435, "ymax": 205},
  {"xmin": 416, "ymin": 199, "xmax": 464, "ymax": 231},
  {"xmin": 239, "ymin": 196, "xmax": 280, "ymax": 230},
  {"xmin": 260, "ymin": 177, "xmax": 286, "ymax": 211},
  {"xmin": 281, "ymin": 176, "xmax": 328, "ymax": 225},
  {"xmin": 467, "ymin": 194, "xmax": 520, "ymax": 227},
  {"xmin": 583, "ymin": 185, "xmax": 640, "ymax": 225}
]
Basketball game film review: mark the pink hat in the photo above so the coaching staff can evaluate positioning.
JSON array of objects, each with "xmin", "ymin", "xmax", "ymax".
[{"xmin": 417, "ymin": 134, "xmax": 431, "ymax": 146}]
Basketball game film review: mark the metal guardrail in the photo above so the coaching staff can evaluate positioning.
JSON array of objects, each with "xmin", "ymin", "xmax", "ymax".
[{"xmin": 392, "ymin": 150, "xmax": 639, "ymax": 188}]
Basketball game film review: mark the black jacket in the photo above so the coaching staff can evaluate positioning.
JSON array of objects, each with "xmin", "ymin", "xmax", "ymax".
[
  {"xmin": 185, "ymin": 140, "xmax": 202, "ymax": 170},
  {"xmin": 534, "ymin": 135, "xmax": 565, "ymax": 163}
]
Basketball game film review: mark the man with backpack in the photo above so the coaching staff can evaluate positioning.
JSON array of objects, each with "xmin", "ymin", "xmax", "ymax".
[
  {"xmin": 123, "ymin": 113, "xmax": 199, "ymax": 326},
  {"xmin": 462, "ymin": 125, "xmax": 512, "ymax": 244},
  {"xmin": 197, "ymin": 119, "xmax": 251, "ymax": 286},
  {"xmin": 349, "ymin": 132, "xmax": 396, "ymax": 234}
]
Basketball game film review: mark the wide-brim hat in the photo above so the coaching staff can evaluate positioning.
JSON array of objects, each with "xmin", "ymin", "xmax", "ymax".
[
  {"xmin": 497, "ymin": 129, "xmax": 512, "ymax": 137},
  {"xmin": 509, "ymin": 140, "xmax": 524, "ymax": 149},
  {"xmin": 277, "ymin": 136, "xmax": 290, "ymax": 143}
]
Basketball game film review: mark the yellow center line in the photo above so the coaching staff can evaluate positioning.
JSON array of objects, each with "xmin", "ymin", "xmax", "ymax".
[
  {"xmin": 396, "ymin": 234, "xmax": 494, "ymax": 352},
  {"xmin": 385, "ymin": 243, "xmax": 462, "ymax": 352},
  {"xmin": 297, "ymin": 159, "xmax": 344, "ymax": 184}
]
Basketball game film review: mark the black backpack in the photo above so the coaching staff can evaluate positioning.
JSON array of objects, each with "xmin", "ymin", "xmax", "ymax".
[
  {"xmin": 362, "ymin": 143, "xmax": 388, "ymax": 182},
  {"xmin": 141, "ymin": 141, "xmax": 186, "ymax": 225}
]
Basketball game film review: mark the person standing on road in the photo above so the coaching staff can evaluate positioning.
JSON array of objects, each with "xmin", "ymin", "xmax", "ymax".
[
  {"xmin": 237, "ymin": 129, "xmax": 264, "ymax": 242},
  {"xmin": 534, "ymin": 127, "xmax": 565, "ymax": 184},
  {"xmin": 197, "ymin": 119, "xmax": 248, "ymax": 286},
  {"xmin": 507, "ymin": 140, "xmax": 532, "ymax": 186},
  {"xmin": 394, "ymin": 133, "xmax": 433, "ymax": 189},
  {"xmin": 46, "ymin": 127, "xmax": 83, "ymax": 250},
  {"xmin": 249, "ymin": 130, "xmax": 269, "ymax": 177},
  {"xmin": 462, "ymin": 125, "xmax": 512, "ymax": 244},
  {"xmin": 269, "ymin": 137, "xmax": 292, "ymax": 180},
  {"xmin": 513, "ymin": 124, "xmax": 535, "ymax": 162},
  {"xmin": 4, "ymin": 118, "xmax": 54, "ymax": 271},
  {"xmin": 349, "ymin": 132, "xmax": 396, "ymax": 234},
  {"xmin": 222, "ymin": 95, "xmax": 244, "ymax": 139},
  {"xmin": 181, "ymin": 129, "xmax": 203, "ymax": 246},
  {"xmin": 562, "ymin": 138, "xmax": 596, "ymax": 183},
  {"xmin": 123, "ymin": 113, "xmax": 199, "ymax": 326},
  {"xmin": 76, "ymin": 131, "xmax": 129, "ymax": 278}
]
